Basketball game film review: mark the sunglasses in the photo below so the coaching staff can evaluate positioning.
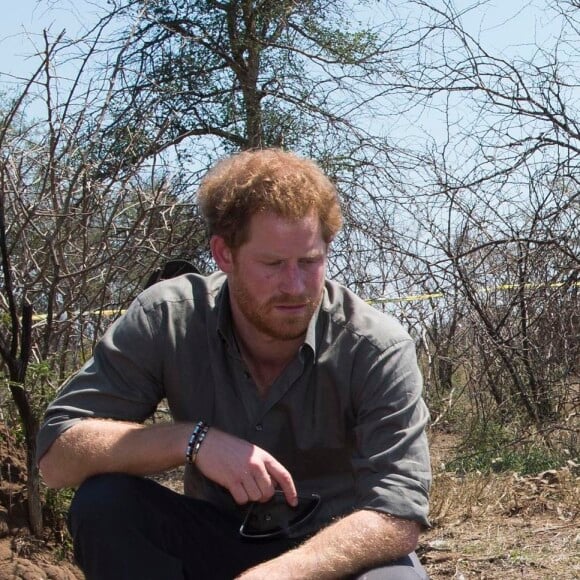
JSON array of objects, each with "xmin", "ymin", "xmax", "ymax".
[{"xmin": 239, "ymin": 490, "xmax": 321, "ymax": 540}]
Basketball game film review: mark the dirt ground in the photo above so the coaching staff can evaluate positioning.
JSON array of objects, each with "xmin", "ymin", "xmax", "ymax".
[
  {"xmin": 421, "ymin": 431, "xmax": 579, "ymax": 579},
  {"xmin": 0, "ymin": 422, "xmax": 81, "ymax": 579},
  {"xmin": 0, "ymin": 425, "xmax": 578, "ymax": 579}
]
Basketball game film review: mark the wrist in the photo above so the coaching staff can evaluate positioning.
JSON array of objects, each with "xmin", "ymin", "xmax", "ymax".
[{"xmin": 185, "ymin": 420, "xmax": 209, "ymax": 465}]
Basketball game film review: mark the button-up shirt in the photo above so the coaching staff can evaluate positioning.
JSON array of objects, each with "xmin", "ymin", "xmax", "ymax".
[{"xmin": 37, "ymin": 272, "xmax": 431, "ymax": 534}]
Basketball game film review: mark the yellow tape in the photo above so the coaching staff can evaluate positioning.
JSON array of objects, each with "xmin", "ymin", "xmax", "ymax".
[
  {"xmin": 28, "ymin": 280, "xmax": 579, "ymax": 319},
  {"xmin": 367, "ymin": 281, "xmax": 578, "ymax": 305},
  {"xmin": 31, "ymin": 308, "xmax": 125, "ymax": 322},
  {"xmin": 370, "ymin": 292, "xmax": 444, "ymax": 304}
]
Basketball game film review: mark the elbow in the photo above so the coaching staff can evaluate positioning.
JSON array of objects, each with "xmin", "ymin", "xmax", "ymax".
[
  {"xmin": 377, "ymin": 514, "xmax": 421, "ymax": 558},
  {"xmin": 38, "ymin": 450, "xmax": 65, "ymax": 489},
  {"xmin": 398, "ymin": 519, "xmax": 421, "ymax": 556},
  {"xmin": 404, "ymin": 526, "xmax": 420, "ymax": 555},
  {"xmin": 38, "ymin": 445, "xmax": 80, "ymax": 489}
]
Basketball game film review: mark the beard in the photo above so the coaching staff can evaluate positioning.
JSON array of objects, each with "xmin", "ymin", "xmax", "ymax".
[{"xmin": 229, "ymin": 275, "xmax": 321, "ymax": 341}]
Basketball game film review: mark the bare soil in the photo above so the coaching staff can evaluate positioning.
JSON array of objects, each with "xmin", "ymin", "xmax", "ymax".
[
  {"xmin": 0, "ymin": 425, "xmax": 577, "ymax": 579},
  {"xmin": 421, "ymin": 430, "xmax": 579, "ymax": 579},
  {"xmin": 0, "ymin": 422, "xmax": 81, "ymax": 579}
]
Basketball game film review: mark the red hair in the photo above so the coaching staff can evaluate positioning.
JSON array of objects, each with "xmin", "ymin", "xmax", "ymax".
[{"xmin": 197, "ymin": 149, "xmax": 342, "ymax": 248}]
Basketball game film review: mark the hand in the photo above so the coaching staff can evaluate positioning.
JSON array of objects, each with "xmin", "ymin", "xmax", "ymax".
[{"xmin": 195, "ymin": 427, "xmax": 297, "ymax": 506}]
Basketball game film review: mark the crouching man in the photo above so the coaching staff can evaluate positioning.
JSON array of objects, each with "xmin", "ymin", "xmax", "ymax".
[{"xmin": 38, "ymin": 148, "xmax": 431, "ymax": 579}]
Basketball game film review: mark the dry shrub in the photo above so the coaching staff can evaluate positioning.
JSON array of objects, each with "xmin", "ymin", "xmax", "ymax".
[{"xmin": 429, "ymin": 464, "xmax": 579, "ymax": 527}]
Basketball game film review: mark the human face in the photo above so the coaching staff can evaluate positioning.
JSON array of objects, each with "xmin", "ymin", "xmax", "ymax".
[{"xmin": 219, "ymin": 212, "xmax": 327, "ymax": 342}]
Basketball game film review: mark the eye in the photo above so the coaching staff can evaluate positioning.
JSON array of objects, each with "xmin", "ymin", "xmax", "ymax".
[{"xmin": 300, "ymin": 257, "xmax": 321, "ymax": 265}]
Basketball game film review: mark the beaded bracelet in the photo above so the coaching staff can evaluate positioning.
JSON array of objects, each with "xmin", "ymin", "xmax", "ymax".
[
  {"xmin": 191, "ymin": 424, "xmax": 209, "ymax": 464},
  {"xmin": 185, "ymin": 420, "xmax": 208, "ymax": 465}
]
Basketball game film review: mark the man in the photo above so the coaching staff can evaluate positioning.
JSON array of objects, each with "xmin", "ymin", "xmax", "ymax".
[{"xmin": 38, "ymin": 149, "xmax": 431, "ymax": 579}]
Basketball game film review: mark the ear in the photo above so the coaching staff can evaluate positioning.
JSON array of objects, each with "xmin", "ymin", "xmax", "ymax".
[{"xmin": 210, "ymin": 235, "xmax": 235, "ymax": 273}]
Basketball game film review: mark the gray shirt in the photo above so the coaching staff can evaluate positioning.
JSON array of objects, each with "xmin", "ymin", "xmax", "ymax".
[{"xmin": 38, "ymin": 272, "xmax": 431, "ymax": 533}]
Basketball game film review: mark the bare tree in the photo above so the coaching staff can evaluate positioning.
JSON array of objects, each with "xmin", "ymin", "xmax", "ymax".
[
  {"xmin": 375, "ymin": 1, "xmax": 580, "ymax": 429},
  {"xmin": 2, "ymin": 5, "xmax": 578, "ymax": 533},
  {"xmin": 0, "ymin": 28, "xmax": 209, "ymax": 534},
  {"xmin": 90, "ymin": 0, "xmax": 409, "ymax": 152}
]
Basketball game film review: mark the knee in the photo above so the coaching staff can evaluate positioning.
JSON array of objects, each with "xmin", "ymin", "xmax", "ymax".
[{"xmin": 69, "ymin": 473, "xmax": 145, "ymax": 534}]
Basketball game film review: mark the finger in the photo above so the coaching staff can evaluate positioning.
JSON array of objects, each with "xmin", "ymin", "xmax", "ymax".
[
  {"xmin": 241, "ymin": 475, "xmax": 264, "ymax": 502},
  {"xmin": 264, "ymin": 457, "xmax": 297, "ymax": 506},
  {"xmin": 252, "ymin": 467, "xmax": 275, "ymax": 502},
  {"xmin": 230, "ymin": 482, "xmax": 250, "ymax": 505}
]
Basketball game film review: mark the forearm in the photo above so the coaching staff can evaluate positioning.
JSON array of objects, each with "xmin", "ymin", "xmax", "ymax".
[
  {"xmin": 238, "ymin": 509, "xmax": 420, "ymax": 579},
  {"xmin": 39, "ymin": 420, "xmax": 298, "ymax": 506},
  {"xmin": 39, "ymin": 419, "xmax": 193, "ymax": 489}
]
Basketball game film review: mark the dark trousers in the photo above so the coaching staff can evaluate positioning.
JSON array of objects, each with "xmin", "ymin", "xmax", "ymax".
[{"xmin": 68, "ymin": 474, "xmax": 428, "ymax": 579}]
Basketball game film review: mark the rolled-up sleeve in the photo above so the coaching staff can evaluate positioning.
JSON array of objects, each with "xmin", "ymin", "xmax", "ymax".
[
  {"xmin": 36, "ymin": 296, "xmax": 164, "ymax": 462},
  {"xmin": 351, "ymin": 338, "xmax": 431, "ymax": 527}
]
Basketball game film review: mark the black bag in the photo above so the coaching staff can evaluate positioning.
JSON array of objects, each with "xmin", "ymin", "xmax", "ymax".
[{"xmin": 144, "ymin": 259, "xmax": 199, "ymax": 289}]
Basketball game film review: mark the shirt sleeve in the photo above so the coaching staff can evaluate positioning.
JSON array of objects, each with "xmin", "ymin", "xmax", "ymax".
[
  {"xmin": 36, "ymin": 295, "xmax": 165, "ymax": 461},
  {"xmin": 351, "ymin": 337, "xmax": 431, "ymax": 527}
]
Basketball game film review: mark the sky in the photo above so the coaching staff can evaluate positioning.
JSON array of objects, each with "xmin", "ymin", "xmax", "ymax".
[
  {"xmin": 0, "ymin": 0, "xmax": 98, "ymax": 83},
  {"xmin": 0, "ymin": 0, "xmax": 564, "ymax": 144},
  {"xmin": 0, "ymin": 0, "xmax": 560, "ymax": 83},
  {"xmin": 0, "ymin": 0, "xmax": 569, "ymax": 295}
]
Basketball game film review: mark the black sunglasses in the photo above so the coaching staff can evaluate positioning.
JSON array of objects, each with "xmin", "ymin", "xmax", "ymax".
[{"xmin": 239, "ymin": 490, "xmax": 321, "ymax": 540}]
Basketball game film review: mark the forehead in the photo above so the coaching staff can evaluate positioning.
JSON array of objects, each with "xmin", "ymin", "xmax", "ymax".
[
  {"xmin": 248, "ymin": 211, "xmax": 321, "ymax": 235},
  {"xmin": 243, "ymin": 211, "xmax": 325, "ymax": 252}
]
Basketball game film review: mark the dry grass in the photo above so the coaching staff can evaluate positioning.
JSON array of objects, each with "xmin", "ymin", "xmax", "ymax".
[
  {"xmin": 421, "ymin": 432, "xmax": 579, "ymax": 579},
  {"xmin": 1, "ymin": 423, "xmax": 578, "ymax": 578}
]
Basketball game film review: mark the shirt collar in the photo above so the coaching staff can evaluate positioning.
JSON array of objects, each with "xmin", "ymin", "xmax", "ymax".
[
  {"xmin": 216, "ymin": 278, "xmax": 237, "ymax": 350},
  {"xmin": 303, "ymin": 290, "xmax": 325, "ymax": 360}
]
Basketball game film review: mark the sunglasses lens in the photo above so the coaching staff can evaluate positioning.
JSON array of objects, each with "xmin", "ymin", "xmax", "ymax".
[{"xmin": 240, "ymin": 492, "xmax": 320, "ymax": 539}]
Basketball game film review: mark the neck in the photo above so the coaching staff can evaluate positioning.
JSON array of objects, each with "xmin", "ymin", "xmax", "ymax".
[
  {"xmin": 238, "ymin": 329, "xmax": 301, "ymax": 364},
  {"xmin": 232, "ymin": 318, "xmax": 304, "ymax": 396}
]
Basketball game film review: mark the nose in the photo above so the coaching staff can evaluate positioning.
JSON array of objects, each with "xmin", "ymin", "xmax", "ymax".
[{"xmin": 279, "ymin": 262, "xmax": 306, "ymax": 296}]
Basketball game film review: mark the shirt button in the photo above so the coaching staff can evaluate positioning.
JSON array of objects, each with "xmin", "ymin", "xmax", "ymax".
[{"xmin": 255, "ymin": 423, "xmax": 263, "ymax": 431}]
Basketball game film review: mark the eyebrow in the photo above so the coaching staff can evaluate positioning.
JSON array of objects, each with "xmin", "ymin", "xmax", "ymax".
[{"xmin": 256, "ymin": 250, "xmax": 326, "ymax": 261}]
